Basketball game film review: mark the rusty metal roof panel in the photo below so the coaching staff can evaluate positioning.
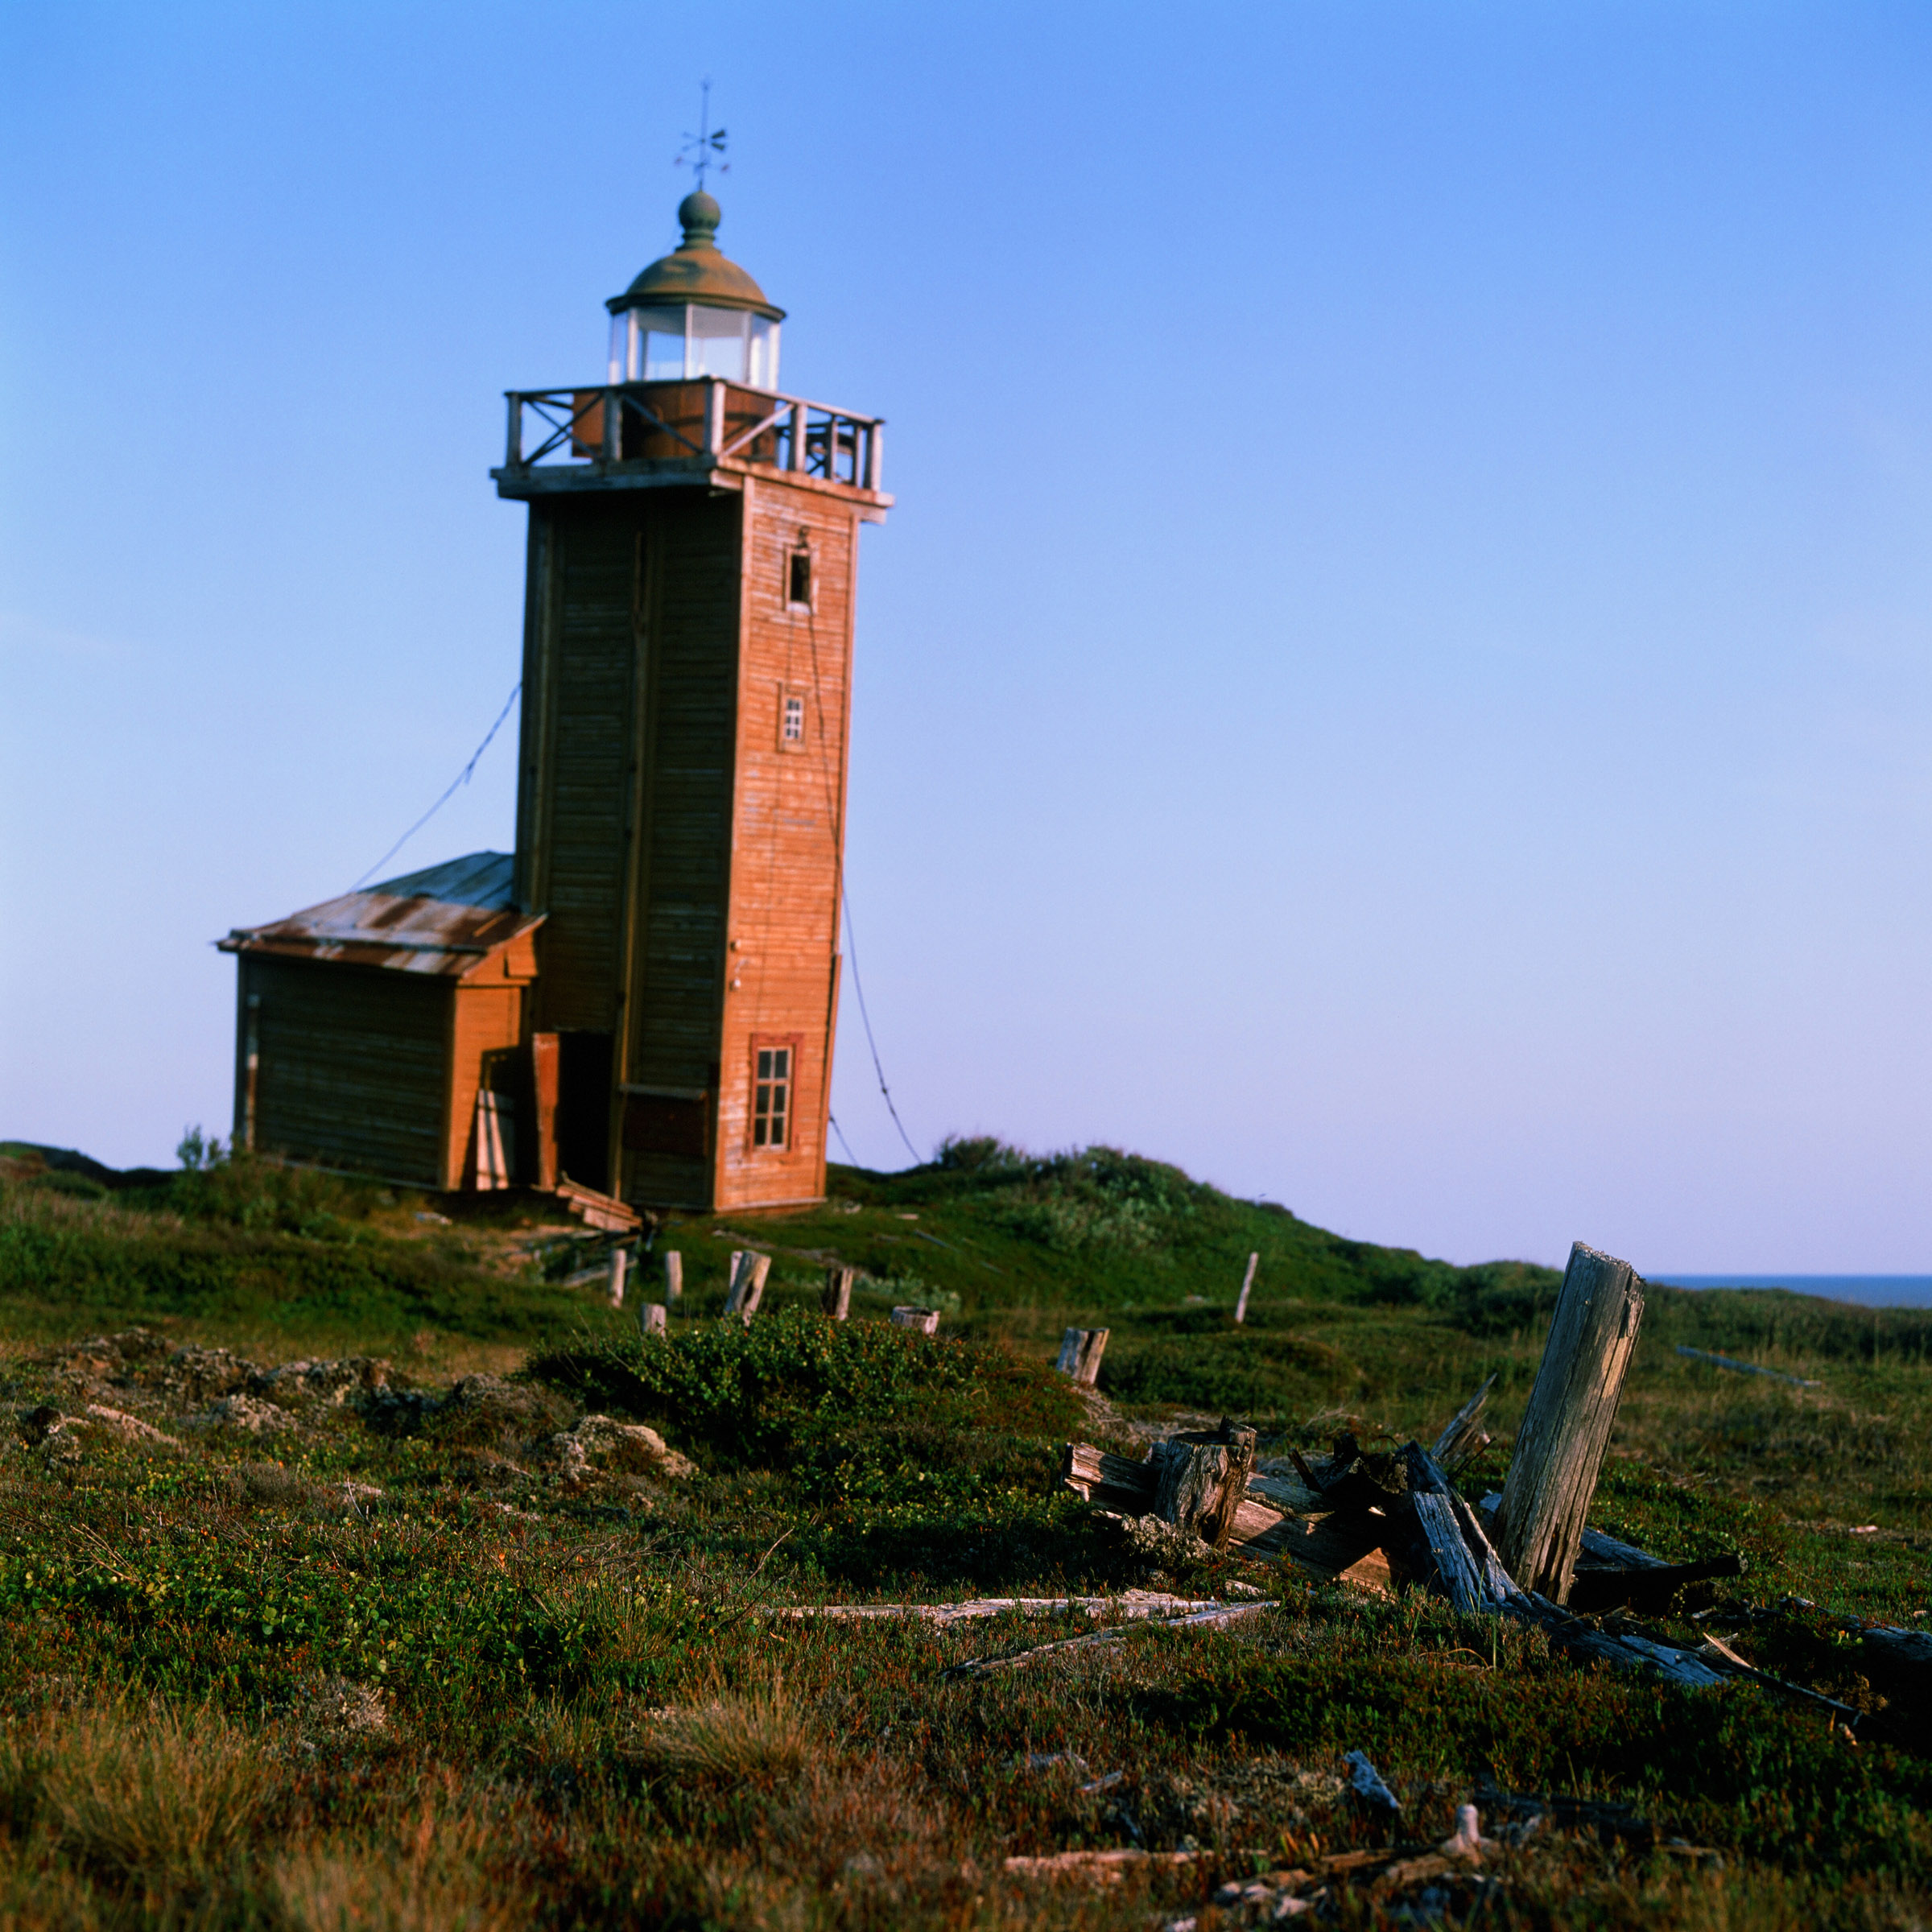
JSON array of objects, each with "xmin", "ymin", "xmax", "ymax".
[{"xmin": 217, "ymin": 851, "xmax": 541, "ymax": 977}]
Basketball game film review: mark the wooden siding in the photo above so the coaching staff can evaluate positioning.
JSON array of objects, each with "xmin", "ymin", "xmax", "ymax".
[
  {"xmin": 445, "ymin": 983, "xmax": 526, "ymax": 1190},
  {"xmin": 514, "ymin": 473, "xmax": 867, "ymax": 1212},
  {"xmin": 244, "ymin": 957, "xmax": 451, "ymax": 1188},
  {"xmin": 714, "ymin": 478, "xmax": 861, "ymax": 1210},
  {"xmin": 524, "ymin": 502, "xmax": 640, "ymax": 1033},
  {"xmin": 618, "ymin": 492, "xmax": 741, "ymax": 1207}
]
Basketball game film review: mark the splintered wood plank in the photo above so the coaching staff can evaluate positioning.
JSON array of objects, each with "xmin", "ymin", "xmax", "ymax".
[{"xmin": 1493, "ymin": 1242, "xmax": 1645, "ymax": 1603}]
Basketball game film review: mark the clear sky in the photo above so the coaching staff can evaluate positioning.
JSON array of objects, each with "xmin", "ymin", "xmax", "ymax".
[{"xmin": 5, "ymin": 2, "xmax": 1930, "ymax": 1274}]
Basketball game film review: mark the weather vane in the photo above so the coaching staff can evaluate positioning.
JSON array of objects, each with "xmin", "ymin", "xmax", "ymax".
[{"xmin": 675, "ymin": 80, "xmax": 729, "ymax": 191}]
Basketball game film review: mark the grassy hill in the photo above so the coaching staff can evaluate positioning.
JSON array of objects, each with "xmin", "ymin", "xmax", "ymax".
[{"xmin": 2, "ymin": 1135, "xmax": 1930, "ymax": 1927}]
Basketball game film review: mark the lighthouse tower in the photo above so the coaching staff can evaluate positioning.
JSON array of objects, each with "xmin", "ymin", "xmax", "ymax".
[{"xmin": 493, "ymin": 192, "xmax": 890, "ymax": 1212}]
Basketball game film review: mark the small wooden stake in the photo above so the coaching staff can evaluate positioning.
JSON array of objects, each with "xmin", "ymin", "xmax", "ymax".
[
  {"xmin": 1055, "ymin": 1328, "xmax": 1083, "ymax": 1376},
  {"xmin": 1075, "ymin": 1328, "xmax": 1108, "ymax": 1385},
  {"xmin": 1493, "ymin": 1242, "xmax": 1645, "ymax": 1603},
  {"xmin": 724, "ymin": 1251, "xmax": 771, "ymax": 1321},
  {"xmin": 663, "ymin": 1252, "xmax": 683, "ymax": 1302},
  {"xmin": 824, "ymin": 1266, "xmax": 855, "ymax": 1320},
  {"xmin": 891, "ymin": 1305, "xmax": 940, "ymax": 1335},
  {"xmin": 607, "ymin": 1249, "xmax": 628, "ymax": 1308},
  {"xmin": 639, "ymin": 1302, "xmax": 667, "ymax": 1337},
  {"xmin": 1233, "ymin": 1253, "xmax": 1259, "ymax": 1325}
]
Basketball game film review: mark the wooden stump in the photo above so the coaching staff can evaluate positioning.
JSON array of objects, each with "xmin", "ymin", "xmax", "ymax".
[
  {"xmin": 639, "ymin": 1302, "xmax": 667, "ymax": 1338},
  {"xmin": 663, "ymin": 1252, "xmax": 683, "ymax": 1303},
  {"xmin": 1494, "ymin": 1242, "xmax": 1645, "ymax": 1603},
  {"xmin": 892, "ymin": 1305, "xmax": 940, "ymax": 1335},
  {"xmin": 1233, "ymin": 1253, "xmax": 1259, "ymax": 1326},
  {"xmin": 824, "ymin": 1266, "xmax": 855, "ymax": 1321},
  {"xmin": 1055, "ymin": 1328, "xmax": 1109, "ymax": 1386},
  {"xmin": 1154, "ymin": 1442, "xmax": 1230, "ymax": 1534},
  {"xmin": 724, "ymin": 1251, "xmax": 772, "ymax": 1321},
  {"xmin": 607, "ymin": 1249, "xmax": 628, "ymax": 1309}
]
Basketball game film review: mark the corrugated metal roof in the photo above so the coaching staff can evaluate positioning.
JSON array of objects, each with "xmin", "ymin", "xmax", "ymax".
[
  {"xmin": 369, "ymin": 850, "xmax": 516, "ymax": 909},
  {"xmin": 218, "ymin": 850, "xmax": 541, "ymax": 978}
]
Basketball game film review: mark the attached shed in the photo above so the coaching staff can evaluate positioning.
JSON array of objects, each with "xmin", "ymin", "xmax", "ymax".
[{"xmin": 217, "ymin": 852, "xmax": 542, "ymax": 1191}]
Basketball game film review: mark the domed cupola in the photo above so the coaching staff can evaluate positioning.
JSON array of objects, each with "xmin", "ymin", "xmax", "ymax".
[{"xmin": 606, "ymin": 192, "xmax": 784, "ymax": 390}]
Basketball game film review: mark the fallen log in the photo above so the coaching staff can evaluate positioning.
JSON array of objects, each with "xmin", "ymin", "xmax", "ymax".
[
  {"xmin": 778, "ymin": 1591, "xmax": 1225, "ymax": 1626},
  {"xmin": 1676, "ymin": 1344, "xmax": 1820, "ymax": 1389},
  {"xmin": 1004, "ymin": 1848, "xmax": 1200, "ymax": 1882},
  {"xmin": 948, "ymin": 1599, "xmax": 1273, "ymax": 1678},
  {"xmin": 1493, "ymin": 1243, "xmax": 1645, "ymax": 1603},
  {"xmin": 1403, "ymin": 1445, "xmax": 1727, "ymax": 1686}
]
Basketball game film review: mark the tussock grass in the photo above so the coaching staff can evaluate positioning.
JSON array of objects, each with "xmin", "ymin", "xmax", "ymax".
[
  {"xmin": 638, "ymin": 1684, "xmax": 816, "ymax": 1783},
  {"xmin": 25, "ymin": 1703, "xmax": 275, "ymax": 1887}
]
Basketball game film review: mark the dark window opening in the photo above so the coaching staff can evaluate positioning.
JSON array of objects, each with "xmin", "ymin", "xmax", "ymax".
[
  {"xmin": 782, "ymin": 694, "xmax": 805, "ymax": 743},
  {"xmin": 555, "ymin": 1030, "xmax": 613, "ymax": 1192},
  {"xmin": 753, "ymin": 1046, "xmax": 791, "ymax": 1150},
  {"xmin": 786, "ymin": 551, "xmax": 812, "ymax": 607}
]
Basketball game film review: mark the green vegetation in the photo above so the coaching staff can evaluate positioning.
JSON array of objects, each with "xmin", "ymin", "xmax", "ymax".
[{"xmin": 1, "ymin": 1134, "xmax": 1929, "ymax": 1926}]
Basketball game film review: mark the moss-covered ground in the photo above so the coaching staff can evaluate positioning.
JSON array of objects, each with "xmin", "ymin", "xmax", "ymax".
[{"xmin": 2, "ymin": 1136, "xmax": 1929, "ymax": 1928}]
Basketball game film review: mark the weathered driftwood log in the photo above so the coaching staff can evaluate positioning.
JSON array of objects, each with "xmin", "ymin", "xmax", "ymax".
[
  {"xmin": 1493, "ymin": 1243, "xmax": 1645, "ymax": 1602},
  {"xmin": 1061, "ymin": 1443, "xmax": 1158, "ymax": 1513},
  {"xmin": 1400, "ymin": 1443, "xmax": 1490, "ymax": 1613},
  {"xmin": 1430, "ymin": 1374, "xmax": 1496, "ymax": 1476},
  {"xmin": 1055, "ymin": 1327, "xmax": 1109, "ymax": 1385},
  {"xmin": 663, "ymin": 1251, "xmax": 683, "ymax": 1302},
  {"xmin": 607, "ymin": 1249, "xmax": 628, "ymax": 1309},
  {"xmin": 723, "ymin": 1250, "xmax": 771, "ymax": 1320},
  {"xmin": 892, "ymin": 1305, "xmax": 940, "ymax": 1335},
  {"xmin": 1233, "ymin": 1252, "xmax": 1259, "ymax": 1326},
  {"xmin": 639, "ymin": 1302, "xmax": 668, "ymax": 1337},
  {"xmin": 824, "ymin": 1265, "xmax": 855, "ymax": 1320}
]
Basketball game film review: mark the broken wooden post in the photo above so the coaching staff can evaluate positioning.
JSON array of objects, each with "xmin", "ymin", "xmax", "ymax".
[
  {"xmin": 607, "ymin": 1248, "xmax": 629, "ymax": 1308},
  {"xmin": 1233, "ymin": 1253, "xmax": 1259, "ymax": 1325},
  {"xmin": 663, "ymin": 1252, "xmax": 683, "ymax": 1303},
  {"xmin": 1209, "ymin": 1423, "xmax": 1257, "ymax": 1550},
  {"xmin": 724, "ymin": 1251, "xmax": 771, "ymax": 1321},
  {"xmin": 1430, "ymin": 1373, "xmax": 1497, "ymax": 1476},
  {"xmin": 891, "ymin": 1305, "xmax": 940, "ymax": 1335},
  {"xmin": 824, "ymin": 1265, "xmax": 855, "ymax": 1320},
  {"xmin": 639, "ymin": 1302, "xmax": 667, "ymax": 1338},
  {"xmin": 1493, "ymin": 1242, "xmax": 1645, "ymax": 1603},
  {"xmin": 1055, "ymin": 1328, "xmax": 1109, "ymax": 1385}
]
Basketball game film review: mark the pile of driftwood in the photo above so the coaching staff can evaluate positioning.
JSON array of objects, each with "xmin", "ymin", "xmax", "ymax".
[{"xmin": 1063, "ymin": 1241, "xmax": 1919, "ymax": 1702}]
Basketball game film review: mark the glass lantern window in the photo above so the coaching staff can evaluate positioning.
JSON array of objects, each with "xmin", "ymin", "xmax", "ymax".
[
  {"xmin": 688, "ymin": 305, "xmax": 748, "ymax": 381},
  {"xmin": 609, "ymin": 304, "xmax": 780, "ymax": 389}
]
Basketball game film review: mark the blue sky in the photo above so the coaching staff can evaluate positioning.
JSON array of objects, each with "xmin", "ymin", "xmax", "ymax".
[{"xmin": 5, "ymin": 2, "xmax": 1931, "ymax": 1272}]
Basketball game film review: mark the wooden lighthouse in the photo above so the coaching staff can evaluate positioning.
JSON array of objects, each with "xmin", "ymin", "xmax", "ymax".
[{"xmin": 493, "ymin": 190, "xmax": 890, "ymax": 1212}]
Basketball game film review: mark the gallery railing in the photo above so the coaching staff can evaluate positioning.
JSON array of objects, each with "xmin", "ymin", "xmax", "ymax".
[{"xmin": 499, "ymin": 378, "xmax": 884, "ymax": 493}]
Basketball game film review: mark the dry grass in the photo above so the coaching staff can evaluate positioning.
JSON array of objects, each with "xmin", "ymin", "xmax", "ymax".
[
  {"xmin": 636, "ymin": 1682, "xmax": 817, "ymax": 1783},
  {"xmin": 31, "ymin": 1703, "xmax": 275, "ymax": 1889}
]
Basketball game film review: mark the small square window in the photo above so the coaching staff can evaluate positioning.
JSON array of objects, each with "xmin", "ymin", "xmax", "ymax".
[
  {"xmin": 753, "ymin": 1045, "xmax": 792, "ymax": 1150},
  {"xmin": 782, "ymin": 695, "xmax": 805, "ymax": 744},
  {"xmin": 786, "ymin": 551, "xmax": 812, "ymax": 608}
]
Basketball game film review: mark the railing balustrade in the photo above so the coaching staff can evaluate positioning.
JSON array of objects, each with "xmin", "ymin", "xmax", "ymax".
[{"xmin": 500, "ymin": 377, "xmax": 883, "ymax": 494}]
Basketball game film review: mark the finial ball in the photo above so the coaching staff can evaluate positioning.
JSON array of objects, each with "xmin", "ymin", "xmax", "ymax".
[{"xmin": 678, "ymin": 191, "xmax": 721, "ymax": 246}]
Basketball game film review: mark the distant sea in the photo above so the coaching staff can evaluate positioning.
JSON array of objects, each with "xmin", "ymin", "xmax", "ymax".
[{"xmin": 1654, "ymin": 1275, "xmax": 1932, "ymax": 1310}]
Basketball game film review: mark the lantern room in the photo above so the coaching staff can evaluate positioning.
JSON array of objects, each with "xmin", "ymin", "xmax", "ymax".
[{"xmin": 605, "ymin": 190, "xmax": 783, "ymax": 390}]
